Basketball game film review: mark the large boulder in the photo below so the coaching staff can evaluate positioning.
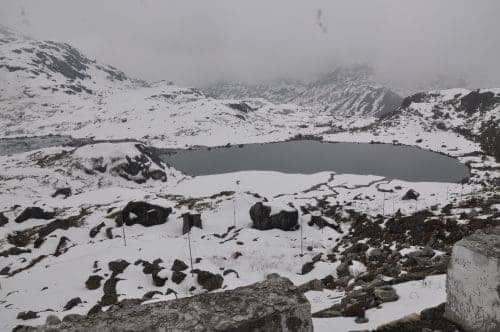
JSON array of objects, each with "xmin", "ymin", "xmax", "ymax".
[
  {"xmin": 250, "ymin": 202, "xmax": 299, "ymax": 231},
  {"xmin": 118, "ymin": 201, "xmax": 172, "ymax": 227},
  {"xmin": 29, "ymin": 277, "xmax": 313, "ymax": 331},
  {"xmin": 445, "ymin": 226, "xmax": 500, "ymax": 332}
]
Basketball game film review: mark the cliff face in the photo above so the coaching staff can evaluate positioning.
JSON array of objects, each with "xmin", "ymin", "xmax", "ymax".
[{"xmin": 19, "ymin": 277, "xmax": 313, "ymax": 332}]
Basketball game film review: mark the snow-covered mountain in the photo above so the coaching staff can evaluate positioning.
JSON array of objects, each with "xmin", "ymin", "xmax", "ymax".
[
  {"xmin": 202, "ymin": 65, "xmax": 403, "ymax": 118},
  {"xmin": 327, "ymin": 88, "xmax": 500, "ymax": 164},
  {"xmin": 0, "ymin": 26, "xmax": 332, "ymax": 146}
]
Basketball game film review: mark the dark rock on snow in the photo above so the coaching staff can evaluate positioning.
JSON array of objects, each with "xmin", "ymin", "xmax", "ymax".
[
  {"xmin": 152, "ymin": 270, "xmax": 168, "ymax": 287},
  {"xmin": 118, "ymin": 201, "xmax": 172, "ymax": 227},
  {"xmin": 89, "ymin": 222, "xmax": 105, "ymax": 238},
  {"xmin": 15, "ymin": 207, "xmax": 56, "ymax": 223},
  {"xmin": 0, "ymin": 212, "xmax": 8, "ymax": 226},
  {"xmin": 402, "ymin": 189, "xmax": 420, "ymax": 200},
  {"xmin": 108, "ymin": 259, "xmax": 130, "ymax": 276},
  {"xmin": 51, "ymin": 188, "xmax": 72, "ymax": 198},
  {"xmin": 250, "ymin": 202, "xmax": 299, "ymax": 231},
  {"xmin": 301, "ymin": 262, "xmax": 315, "ymax": 275},
  {"xmin": 171, "ymin": 259, "xmax": 188, "ymax": 272},
  {"xmin": 308, "ymin": 215, "xmax": 342, "ymax": 232},
  {"xmin": 17, "ymin": 311, "xmax": 39, "ymax": 320},
  {"xmin": 63, "ymin": 297, "xmax": 82, "ymax": 311},
  {"xmin": 53, "ymin": 236, "xmax": 71, "ymax": 257},
  {"xmin": 182, "ymin": 213, "xmax": 202, "ymax": 234},
  {"xmin": 85, "ymin": 275, "xmax": 103, "ymax": 290},
  {"xmin": 195, "ymin": 270, "xmax": 224, "ymax": 291},
  {"xmin": 171, "ymin": 271, "xmax": 187, "ymax": 284}
]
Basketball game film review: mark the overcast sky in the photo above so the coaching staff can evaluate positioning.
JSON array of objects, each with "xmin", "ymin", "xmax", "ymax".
[{"xmin": 1, "ymin": 0, "xmax": 499, "ymax": 90}]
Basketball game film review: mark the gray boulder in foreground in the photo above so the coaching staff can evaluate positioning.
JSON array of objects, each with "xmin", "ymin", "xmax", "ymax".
[
  {"xmin": 445, "ymin": 226, "xmax": 500, "ymax": 332},
  {"xmin": 22, "ymin": 277, "xmax": 312, "ymax": 332}
]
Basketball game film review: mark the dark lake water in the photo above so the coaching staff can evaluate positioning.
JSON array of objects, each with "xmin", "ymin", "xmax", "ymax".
[{"xmin": 158, "ymin": 140, "xmax": 469, "ymax": 182}]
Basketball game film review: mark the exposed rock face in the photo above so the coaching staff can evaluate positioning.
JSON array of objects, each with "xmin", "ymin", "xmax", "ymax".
[
  {"xmin": 27, "ymin": 277, "xmax": 313, "ymax": 331},
  {"xmin": 118, "ymin": 201, "xmax": 172, "ymax": 227},
  {"xmin": 445, "ymin": 226, "xmax": 500, "ymax": 332},
  {"xmin": 250, "ymin": 202, "xmax": 299, "ymax": 231}
]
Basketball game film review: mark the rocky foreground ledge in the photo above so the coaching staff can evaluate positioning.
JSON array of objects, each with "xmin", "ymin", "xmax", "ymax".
[{"xmin": 16, "ymin": 276, "xmax": 313, "ymax": 332}]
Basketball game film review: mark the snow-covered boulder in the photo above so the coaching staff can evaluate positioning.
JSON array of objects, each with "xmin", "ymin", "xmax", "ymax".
[
  {"xmin": 445, "ymin": 226, "xmax": 500, "ymax": 332},
  {"xmin": 71, "ymin": 143, "xmax": 168, "ymax": 183},
  {"xmin": 250, "ymin": 202, "xmax": 299, "ymax": 231}
]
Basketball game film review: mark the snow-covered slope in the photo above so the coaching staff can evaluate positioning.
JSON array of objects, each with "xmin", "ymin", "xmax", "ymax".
[{"xmin": 203, "ymin": 65, "xmax": 402, "ymax": 118}]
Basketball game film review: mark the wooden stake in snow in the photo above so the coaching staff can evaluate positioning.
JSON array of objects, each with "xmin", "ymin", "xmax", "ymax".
[
  {"xmin": 187, "ymin": 228, "xmax": 194, "ymax": 276},
  {"xmin": 122, "ymin": 221, "xmax": 127, "ymax": 247},
  {"xmin": 382, "ymin": 192, "xmax": 386, "ymax": 218},
  {"xmin": 300, "ymin": 216, "xmax": 303, "ymax": 257},
  {"xmin": 233, "ymin": 180, "xmax": 240, "ymax": 228}
]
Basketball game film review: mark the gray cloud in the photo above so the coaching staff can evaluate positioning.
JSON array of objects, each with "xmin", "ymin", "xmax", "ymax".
[{"xmin": 1, "ymin": 0, "xmax": 499, "ymax": 90}]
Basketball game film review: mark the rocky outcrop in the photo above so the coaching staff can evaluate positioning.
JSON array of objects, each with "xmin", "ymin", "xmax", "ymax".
[
  {"xmin": 117, "ymin": 201, "xmax": 172, "ymax": 227},
  {"xmin": 72, "ymin": 144, "xmax": 168, "ymax": 184},
  {"xmin": 445, "ymin": 226, "xmax": 500, "ymax": 332},
  {"xmin": 250, "ymin": 202, "xmax": 299, "ymax": 231},
  {"xmin": 25, "ymin": 277, "xmax": 312, "ymax": 331}
]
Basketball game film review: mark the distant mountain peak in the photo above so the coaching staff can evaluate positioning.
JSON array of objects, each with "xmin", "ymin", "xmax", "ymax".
[{"xmin": 202, "ymin": 64, "xmax": 402, "ymax": 118}]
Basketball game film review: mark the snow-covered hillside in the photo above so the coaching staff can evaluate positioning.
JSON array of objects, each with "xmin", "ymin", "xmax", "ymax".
[{"xmin": 202, "ymin": 64, "xmax": 402, "ymax": 119}]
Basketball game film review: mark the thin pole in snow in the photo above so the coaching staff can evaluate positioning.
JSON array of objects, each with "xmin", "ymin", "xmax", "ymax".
[
  {"xmin": 122, "ymin": 222, "xmax": 127, "ymax": 247},
  {"xmin": 233, "ymin": 180, "xmax": 240, "ymax": 228},
  {"xmin": 187, "ymin": 228, "xmax": 194, "ymax": 276},
  {"xmin": 300, "ymin": 217, "xmax": 303, "ymax": 257},
  {"xmin": 382, "ymin": 192, "xmax": 386, "ymax": 218}
]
